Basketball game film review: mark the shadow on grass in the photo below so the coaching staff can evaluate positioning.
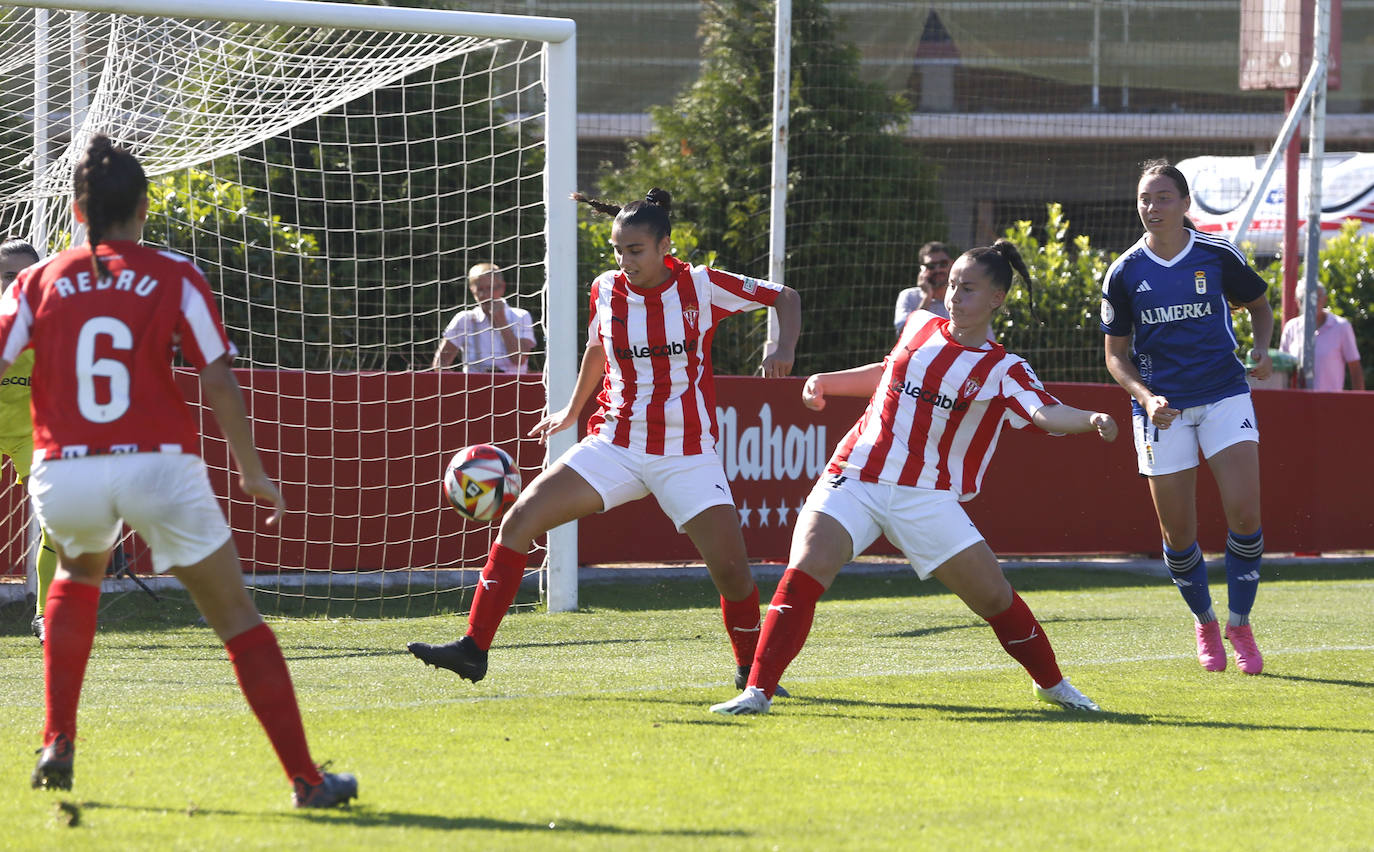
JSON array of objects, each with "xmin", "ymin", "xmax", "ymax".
[
  {"xmin": 76, "ymin": 800, "xmax": 745, "ymax": 838},
  {"xmin": 669, "ymin": 692, "xmax": 1374, "ymax": 735},
  {"xmin": 1262, "ymin": 671, "xmax": 1374, "ymax": 690},
  {"xmin": 878, "ymin": 613, "xmax": 1133, "ymax": 640}
]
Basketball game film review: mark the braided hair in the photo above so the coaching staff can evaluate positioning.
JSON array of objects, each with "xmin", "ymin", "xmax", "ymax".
[
  {"xmin": 73, "ymin": 133, "xmax": 147, "ymax": 281},
  {"xmin": 571, "ymin": 187, "xmax": 672, "ymax": 243}
]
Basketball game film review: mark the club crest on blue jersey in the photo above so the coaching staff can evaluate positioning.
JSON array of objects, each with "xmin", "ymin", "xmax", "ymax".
[{"xmin": 1194, "ymin": 270, "xmax": 1207, "ymax": 294}]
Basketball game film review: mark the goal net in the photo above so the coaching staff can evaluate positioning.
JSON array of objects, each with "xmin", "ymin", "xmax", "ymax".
[{"xmin": 0, "ymin": 0, "xmax": 578, "ymax": 617}]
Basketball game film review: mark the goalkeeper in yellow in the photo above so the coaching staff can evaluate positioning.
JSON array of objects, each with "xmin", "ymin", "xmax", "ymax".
[{"xmin": 0, "ymin": 237, "xmax": 57, "ymax": 644}]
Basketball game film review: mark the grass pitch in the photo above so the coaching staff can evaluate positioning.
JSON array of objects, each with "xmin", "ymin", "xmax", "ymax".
[{"xmin": 1, "ymin": 560, "xmax": 1371, "ymax": 851}]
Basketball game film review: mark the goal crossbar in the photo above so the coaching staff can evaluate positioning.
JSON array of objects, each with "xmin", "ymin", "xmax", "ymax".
[{"xmin": 5, "ymin": 0, "xmax": 575, "ymax": 42}]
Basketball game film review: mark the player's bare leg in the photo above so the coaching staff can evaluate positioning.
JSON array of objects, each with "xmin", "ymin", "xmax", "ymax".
[
  {"xmin": 1147, "ymin": 467, "xmax": 1200, "ymax": 550},
  {"xmin": 408, "ymin": 463, "xmax": 602, "ymax": 680}
]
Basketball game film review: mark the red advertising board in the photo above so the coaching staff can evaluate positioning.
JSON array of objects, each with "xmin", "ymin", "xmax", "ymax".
[
  {"xmin": 580, "ymin": 378, "xmax": 1373, "ymax": 562},
  {"xmin": 2, "ymin": 374, "xmax": 1369, "ymax": 577}
]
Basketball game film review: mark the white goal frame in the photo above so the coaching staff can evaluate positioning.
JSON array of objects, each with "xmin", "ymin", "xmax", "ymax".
[{"xmin": 8, "ymin": 0, "xmax": 582, "ymax": 612}]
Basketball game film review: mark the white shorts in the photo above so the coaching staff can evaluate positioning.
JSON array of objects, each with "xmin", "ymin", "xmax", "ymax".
[
  {"xmin": 801, "ymin": 471, "xmax": 984, "ymax": 579},
  {"xmin": 1133, "ymin": 392, "xmax": 1259, "ymax": 477},
  {"xmin": 559, "ymin": 436, "xmax": 735, "ymax": 532},
  {"xmin": 29, "ymin": 453, "xmax": 233, "ymax": 574}
]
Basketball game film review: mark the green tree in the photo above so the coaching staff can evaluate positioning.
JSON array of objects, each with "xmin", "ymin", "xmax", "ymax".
[
  {"xmin": 145, "ymin": 167, "xmax": 329, "ymax": 369},
  {"xmin": 145, "ymin": 56, "xmax": 544, "ymax": 371},
  {"xmin": 1000, "ymin": 204, "xmax": 1117, "ymax": 383},
  {"xmin": 587, "ymin": 0, "xmax": 944, "ymax": 375},
  {"xmin": 1249, "ymin": 219, "xmax": 1374, "ymax": 387}
]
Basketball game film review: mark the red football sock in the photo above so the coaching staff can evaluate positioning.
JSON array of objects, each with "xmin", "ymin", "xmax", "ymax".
[
  {"xmin": 226, "ymin": 623, "xmax": 320, "ymax": 785},
  {"xmin": 720, "ymin": 585, "xmax": 761, "ymax": 666},
  {"xmin": 465, "ymin": 542, "xmax": 527, "ymax": 650},
  {"xmin": 42, "ymin": 579, "xmax": 101, "ymax": 746},
  {"xmin": 986, "ymin": 591, "xmax": 1063, "ymax": 689},
  {"xmin": 750, "ymin": 569, "xmax": 826, "ymax": 698}
]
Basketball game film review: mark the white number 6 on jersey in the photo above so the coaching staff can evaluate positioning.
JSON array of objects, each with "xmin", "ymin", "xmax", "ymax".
[{"xmin": 76, "ymin": 316, "xmax": 132, "ymax": 423}]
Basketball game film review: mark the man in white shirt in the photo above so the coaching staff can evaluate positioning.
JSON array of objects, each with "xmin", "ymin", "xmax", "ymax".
[
  {"xmin": 1279, "ymin": 281, "xmax": 1364, "ymax": 392},
  {"xmin": 893, "ymin": 241, "xmax": 952, "ymax": 333},
  {"xmin": 433, "ymin": 263, "xmax": 536, "ymax": 373}
]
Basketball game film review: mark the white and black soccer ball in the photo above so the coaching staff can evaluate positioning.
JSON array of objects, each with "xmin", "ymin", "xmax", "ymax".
[{"xmin": 442, "ymin": 444, "xmax": 522, "ymax": 523}]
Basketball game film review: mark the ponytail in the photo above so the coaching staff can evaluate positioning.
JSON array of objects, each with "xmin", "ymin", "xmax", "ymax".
[
  {"xmin": 571, "ymin": 187, "xmax": 673, "ymax": 242},
  {"xmin": 966, "ymin": 239, "xmax": 1041, "ymax": 325},
  {"xmin": 73, "ymin": 133, "xmax": 148, "ymax": 281}
]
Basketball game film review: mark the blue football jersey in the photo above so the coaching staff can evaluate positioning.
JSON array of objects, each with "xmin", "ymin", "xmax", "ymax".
[{"xmin": 1100, "ymin": 231, "xmax": 1266, "ymax": 412}]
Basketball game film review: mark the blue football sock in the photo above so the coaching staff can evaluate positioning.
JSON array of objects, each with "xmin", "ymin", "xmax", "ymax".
[
  {"xmin": 1164, "ymin": 541, "xmax": 1215, "ymax": 623},
  {"xmin": 1225, "ymin": 528, "xmax": 1263, "ymax": 625}
]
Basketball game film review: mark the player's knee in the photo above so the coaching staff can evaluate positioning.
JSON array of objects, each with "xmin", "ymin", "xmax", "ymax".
[{"xmin": 496, "ymin": 499, "xmax": 546, "ymax": 551}]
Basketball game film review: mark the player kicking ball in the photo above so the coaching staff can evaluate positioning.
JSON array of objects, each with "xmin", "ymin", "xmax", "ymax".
[
  {"xmin": 408, "ymin": 187, "xmax": 801, "ymax": 692},
  {"xmin": 713, "ymin": 241, "xmax": 1115, "ymax": 716}
]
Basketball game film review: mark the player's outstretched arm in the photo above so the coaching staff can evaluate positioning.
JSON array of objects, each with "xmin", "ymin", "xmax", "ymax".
[
  {"xmin": 199, "ymin": 356, "xmax": 285, "ymax": 525},
  {"xmin": 530, "ymin": 342, "xmax": 606, "ymax": 445},
  {"xmin": 802, "ymin": 363, "xmax": 884, "ymax": 411},
  {"xmin": 1032, "ymin": 405, "xmax": 1118, "ymax": 442},
  {"xmin": 760, "ymin": 286, "xmax": 801, "ymax": 378}
]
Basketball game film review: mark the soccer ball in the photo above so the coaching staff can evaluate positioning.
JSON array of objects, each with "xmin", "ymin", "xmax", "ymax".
[{"xmin": 442, "ymin": 444, "xmax": 522, "ymax": 523}]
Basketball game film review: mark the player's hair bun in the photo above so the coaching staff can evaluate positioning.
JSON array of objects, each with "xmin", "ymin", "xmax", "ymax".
[{"xmin": 644, "ymin": 187, "xmax": 672, "ymax": 212}]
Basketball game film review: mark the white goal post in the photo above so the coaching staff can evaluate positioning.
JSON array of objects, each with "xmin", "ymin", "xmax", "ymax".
[{"xmin": 1, "ymin": 0, "xmax": 580, "ymax": 614}]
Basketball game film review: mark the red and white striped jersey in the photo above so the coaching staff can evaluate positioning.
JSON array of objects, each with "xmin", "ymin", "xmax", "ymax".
[
  {"xmin": 828, "ymin": 312, "xmax": 1061, "ymax": 501},
  {"xmin": 586, "ymin": 255, "xmax": 782, "ymax": 455},
  {"xmin": 0, "ymin": 241, "xmax": 233, "ymax": 461}
]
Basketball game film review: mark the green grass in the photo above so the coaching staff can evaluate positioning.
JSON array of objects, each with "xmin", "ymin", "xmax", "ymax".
[{"xmin": 2, "ymin": 561, "xmax": 1372, "ymax": 851}]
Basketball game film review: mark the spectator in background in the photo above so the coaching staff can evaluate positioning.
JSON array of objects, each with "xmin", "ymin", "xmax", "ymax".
[
  {"xmin": 1279, "ymin": 281, "xmax": 1364, "ymax": 391},
  {"xmin": 894, "ymin": 241, "xmax": 952, "ymax": 332},
  {"xmin": 432, "ymin": 263, "xmax": 535, "ymax": 373}
]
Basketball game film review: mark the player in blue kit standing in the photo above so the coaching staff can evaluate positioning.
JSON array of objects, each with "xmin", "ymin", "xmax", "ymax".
[{"xmin": 1101, "ymin": 159, "xmax": 1273, "ymax": 675}]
